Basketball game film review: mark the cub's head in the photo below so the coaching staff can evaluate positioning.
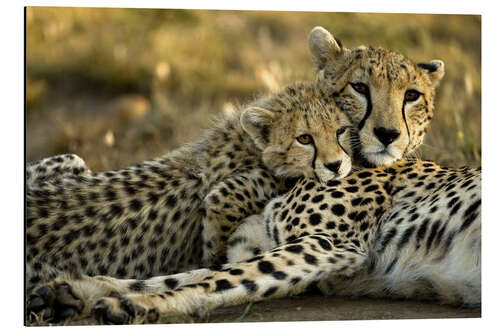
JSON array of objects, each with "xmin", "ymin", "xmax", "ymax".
[
  {"xmin": 241, "ymin": 84, "xmax": 352, "ymax": 184},
  {"xmin": 309, "ymin": 26, "xmax": 445, "ymax": 166}
]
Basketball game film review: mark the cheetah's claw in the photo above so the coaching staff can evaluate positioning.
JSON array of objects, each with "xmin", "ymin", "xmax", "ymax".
[{"xmin": 92, "ymin": 294, "xmax": 159, "ymax": 325}]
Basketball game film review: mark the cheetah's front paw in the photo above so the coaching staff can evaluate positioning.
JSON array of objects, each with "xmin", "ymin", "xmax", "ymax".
[
  {"xmin": 92, "ymin": 293, "xmax": 159, "ymax": 325},
  {"xmin": 27, "ymin": 282, "xmax": 84, "ymax": 323}
]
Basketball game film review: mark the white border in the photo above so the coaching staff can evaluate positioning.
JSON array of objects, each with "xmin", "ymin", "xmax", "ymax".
[{"xmin": 3, "ymin": 0, "xmax": 499, "ymax": 332}]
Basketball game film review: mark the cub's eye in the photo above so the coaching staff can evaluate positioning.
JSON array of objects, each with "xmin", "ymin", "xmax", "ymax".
[
  {"xmin": 296, "ymin": 134, "xmax": 313, "ymax": 145},
  {"xmin": 404, "ymin": 89, "xmax": 422, "ymax": 102},
  {"xmin": 336, "ymin": 126, "xmax": 348, "ymax": 136},
  {"xmin": 350, "ymin": 82, "xmax": 369, "ymax": 95}
]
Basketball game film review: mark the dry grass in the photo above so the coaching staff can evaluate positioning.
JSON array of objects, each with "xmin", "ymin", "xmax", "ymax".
[{"xmin": 26, "ymin": 8, "xmax": 481, "ymax": 170}]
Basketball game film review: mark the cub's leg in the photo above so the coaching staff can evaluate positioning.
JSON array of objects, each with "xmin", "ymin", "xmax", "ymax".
[
  {"xmin": 202, "ymin": 169, "xmax": 285, "ymax": 266},
  {"xmin": 91, "ymin": 234, "xmax": 367, "ymax": 324},
  {"xmin": 27, "ymin": 153, "xmax": 91, "ymax": 187}
]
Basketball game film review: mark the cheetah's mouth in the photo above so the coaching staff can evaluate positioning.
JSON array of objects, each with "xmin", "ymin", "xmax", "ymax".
[
  {"xmin": 350, "ymin": 134, "xmax": 402, "ymax": 168},
  {"xmin": 362, "ymin": 148, "xmax": 400, "ymax": 167}
]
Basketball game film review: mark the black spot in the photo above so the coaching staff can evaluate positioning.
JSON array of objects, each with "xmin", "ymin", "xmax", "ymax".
[
  {"xmin": 164, "ymin": 278, "xmax": 178, "ymax": 290},
  {"xmin": 129, "ymin": 280, "xmax": 146, "ymax": 292},
  {"xmin": 305, "ymin": 182, "xmax": 315, "ymax": 191},
  {"xmin": 330, "ymin": 191, "xmax": 344, "ymax": 198},
  {"xmin": 463, "ymin": 199, "xmax": 481, "ymax": 219},
  {"xmin": 338, "ymin": 223, "xmax": 349, "ymax": 232},
  {"xmin": 317, "ymin": 238, "xmax": 332, "ymax": 250},
  {"xmin": 263, "ymin": 286, "xmax": 279, "ymax": 297},
  {"xmin": 290, "ymin": 277, "xmax": 301, "ymax": 286},
  {"xmin": 426, "ymin": 221, "xmax": 441, "ymax": 252},
  {"xmin": 374, "ymin": 207, "xmax": 385, "ymax": 218},
  {"xmin": 272, "ymin": 271, "xmax": 287, "ymax": 280},
  {"xmin": 398, "ymin": 225, "xmax": 416, "ymax": 249},
  {"xmin": 241, "ymin": 279, "xmax": 258, "ymax": 293},
  {"xmin": 215, "ymin": 279, "xmax": 233, "ymax": 292},
  {"xmin": 327, "ymin": 180, "xmax": 341, "ymax": 187},
  {"xmin": 285, "ymin": 245, "xmax": 303, "ymax": 253},
  {"xmin": 409, "ymin": 213, "xmax": 419, "ymax": 222},
  {"xmin": 129, "ymin": 199, "xmax": 143, "ymax": 212},
  {"xmin": 360, "ymin": 198, "xmax": 374, "ymax": 206},
  {"xmin": 364, "ymin": 185, "xmax": 379, "ymax": 192},
  {"xmin": 280, "ymin": 209, "xmax": 290, "ymax": 222},
  {"xmin": 311, "ymin": 195, "xmax": 324, "ymax": 203},
  {"xmin": 357, "ymin": 171, "xmax": 372, "ymax": 178},
  {"xmin": 449, "ymin": 198, "xmax": 462, "ymax": 214},
  {"xmin": 309, "ymin": 213, "xmax": 322, "ymax": 226},
  {"xmin": 295, "ymin": 204, "xmax": 305, "ymax": 214},
  {"xmin": 331, "ymin": 204, "xmax": 345, "ymax": 216},
  {"xmin": 351, "ymin": 197, "xmax": 362, "ymax": 206},
  {"xmin": 345, "ymin": 186, "xmax": 359, "ymax": 193},
  {"xmin": 229, "ymin": 268, "xmax": 244, "ymax": 275},
  {"xmin": 360, "ymin": 222, "xmax": 369, "ymax": 231},
  {"xmin": 85, "ymin": 206, "xmax": 97, "ymax": 218},
  {"xmin": 258, "ymin": 260, "xmax": 275, "ymax": 274},
  {"xmin": 304, "ymin": 253, "xmax": 317, "ymax": 265},
  {"xmin": 459, "ymin": 200, "xmax": 480, "ymax": 233}
]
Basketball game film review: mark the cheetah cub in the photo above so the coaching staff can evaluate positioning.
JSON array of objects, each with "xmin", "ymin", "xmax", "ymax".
[{"xmin": 27, "ymin": 82, "xmax": 354, "ymax": 322}]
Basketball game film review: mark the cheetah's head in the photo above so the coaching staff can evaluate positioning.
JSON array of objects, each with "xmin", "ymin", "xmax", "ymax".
[
  {"xmin": 309, "ymin": 26, "xmax": 445, "ymax": 167},
  {"xmin": 241, "ymin": 85, "xmax": 353, "ymax": 184}
]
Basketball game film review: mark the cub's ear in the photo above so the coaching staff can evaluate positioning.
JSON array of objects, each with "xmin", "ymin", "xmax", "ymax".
[
  {"xmin": 417, "ymin": 60, "xmax": 445, "ymax": 87},
  {"xmin": 309, "ymin": 26, "xmax": 344, "ymax": 71},
  {"xmin": 241, "ymin": 107, "xmax": 278, "ymax": 149}
]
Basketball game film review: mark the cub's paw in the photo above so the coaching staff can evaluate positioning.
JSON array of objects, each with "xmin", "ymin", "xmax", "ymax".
[
  {"xmin": 92, "ymin": 293, "xmax": 159, "ymax": 325},
  {"xmin": 27, "ymin": 282, "xmax": 84, "ymax": 323}
]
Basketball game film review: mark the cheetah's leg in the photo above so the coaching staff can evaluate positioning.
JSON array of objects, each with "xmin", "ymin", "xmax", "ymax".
[
  {"xmin": 202, "ymin": 169, "xmax": 284, "ymax": 266},
  {"xmin": 26, "ymin": 268, "xmax": 218, "ymax": 323},
  {"xmin": 91, "ymin": 234, "xmax": 367, "ymax": 324},
  {"xmin": 27, "ymin": 153, "xmax": 91, "ymax": 187}
]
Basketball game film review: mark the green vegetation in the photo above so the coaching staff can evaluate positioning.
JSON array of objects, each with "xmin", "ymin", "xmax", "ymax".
[{"xmin": 26, "ymin": 7, "xmax": 480, "ymax": 170}]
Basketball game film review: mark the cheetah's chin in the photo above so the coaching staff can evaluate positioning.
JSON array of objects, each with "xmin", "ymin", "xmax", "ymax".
[{"xmin": 362, "ymin": 150, "xmax": 400, "ymax": 167}]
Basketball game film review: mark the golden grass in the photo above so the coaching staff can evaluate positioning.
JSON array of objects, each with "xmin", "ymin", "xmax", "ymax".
[{"xmin": 26, "ymin": 8, "xmax": 481, "ymax": 170}]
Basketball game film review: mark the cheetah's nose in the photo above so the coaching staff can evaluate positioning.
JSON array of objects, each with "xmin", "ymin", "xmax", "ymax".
[
  {"xmin": 324, "ymin": 161, "xmax": 341, "ymax": 174},
  {"xmin": 374, "ymin": 127, "xmax": 400, "ymax": 146}
]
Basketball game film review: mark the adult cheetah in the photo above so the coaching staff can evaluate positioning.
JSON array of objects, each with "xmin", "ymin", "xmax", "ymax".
[{"xmin": 29, "ymin": 160, "xmax": 480, "ymax": 324}]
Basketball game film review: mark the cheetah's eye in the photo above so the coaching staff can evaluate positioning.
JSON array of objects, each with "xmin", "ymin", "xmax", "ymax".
[
  {"xmin": 404, "ymin": 89, "xmax": 422, "ymax": 102},
  {"xmin": 336, "ymin": 126, "xmax": 348, "ymax": 136},
  {"xmin": 349, "ymin": 82, "xmax": 369, "ymax": 95},
  {"xmin": 297, "ymin": 134, "xmax": 313, "ymax": 145}
]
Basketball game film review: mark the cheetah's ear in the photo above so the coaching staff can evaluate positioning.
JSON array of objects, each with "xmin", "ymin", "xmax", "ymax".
[
  {"xmin": 417, "ymin": 60, "xmax": 445, "ymax": 87},
  {"xmin": 241, "ymin": 107, "xmax": 278, "ymax": 149},
  {"xmin": 309, "ymin": 26, "xmax": 344, "ymax": 71}
]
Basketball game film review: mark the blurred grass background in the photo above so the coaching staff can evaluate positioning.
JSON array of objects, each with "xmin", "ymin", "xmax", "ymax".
[{"xmin": 26, "ymin": 7, "xmax": 481, "ymax": 171}]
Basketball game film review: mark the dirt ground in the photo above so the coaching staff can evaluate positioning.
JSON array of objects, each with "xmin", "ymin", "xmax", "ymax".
[
  {"xmin": 60, "ymin": 295, "xmax": 479, "ymax": 326},
  {"xmin": 205, "ymin": 295, "xmax": 481, "ymax": 323}
]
